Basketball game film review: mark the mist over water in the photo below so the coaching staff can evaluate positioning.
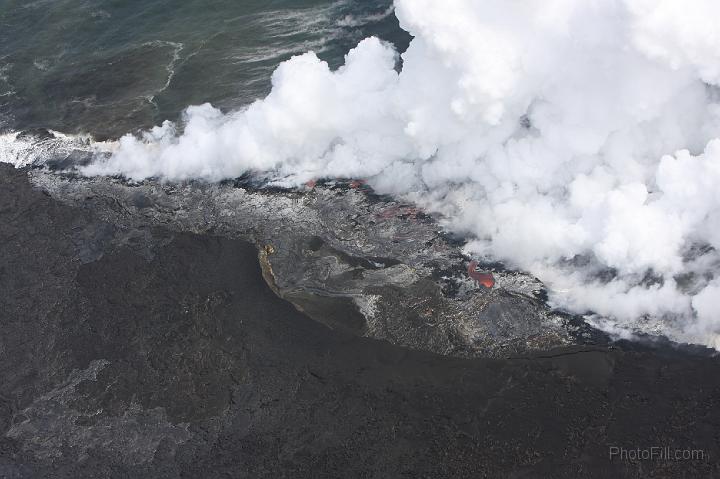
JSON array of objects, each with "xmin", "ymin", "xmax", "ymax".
[{"xmin": 4, "ymin": 0, "xmax": 720, "ymax": 348}]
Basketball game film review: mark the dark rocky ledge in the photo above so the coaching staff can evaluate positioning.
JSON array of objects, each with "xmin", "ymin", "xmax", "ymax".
[
  {"xmin": 26, "ymin": 165, "xmax": 602, "ymax": 359},
  {"xmin": 2, "ymin": 163, "xmax": 720, "ymax": 478}
]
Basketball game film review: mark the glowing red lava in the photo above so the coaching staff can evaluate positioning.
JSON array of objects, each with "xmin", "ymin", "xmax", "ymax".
[
  {"xmin": 467, "ymin": 261, "xmax": 495, "ymax": 289},
  {"xmin": 376, "ymin": 205, "xmax": 421, "ymax": 220}
]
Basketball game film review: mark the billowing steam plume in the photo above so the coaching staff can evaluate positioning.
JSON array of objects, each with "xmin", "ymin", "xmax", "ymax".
[{"xmin": 81, "ymin": 0, "xmax": 720, "ymax": 347}]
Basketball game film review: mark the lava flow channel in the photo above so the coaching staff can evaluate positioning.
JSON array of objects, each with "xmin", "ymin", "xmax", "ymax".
[{"xmin": 468, "ymin": 261, "xmax": 495, "ymax": 289}]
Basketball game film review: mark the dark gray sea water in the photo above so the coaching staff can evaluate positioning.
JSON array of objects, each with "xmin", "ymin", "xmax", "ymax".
[{"xmin": 0, "ymin": 0, "xmax": 409, "ymax": 139}]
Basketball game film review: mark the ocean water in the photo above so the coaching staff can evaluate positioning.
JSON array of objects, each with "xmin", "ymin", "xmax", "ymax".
[{"xmin": 0, "ymin": 0, "xmax": 409, "ymax": 139}]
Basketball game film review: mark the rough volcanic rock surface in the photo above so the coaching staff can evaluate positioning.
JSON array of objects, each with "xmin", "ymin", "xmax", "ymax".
[
  {"xmin": 26, "ymin": 163, "xmax": 599, "ymax": 359},
  {"xmin": 2, "ymin": 163, "xmax": 720, "ymax": 478}
]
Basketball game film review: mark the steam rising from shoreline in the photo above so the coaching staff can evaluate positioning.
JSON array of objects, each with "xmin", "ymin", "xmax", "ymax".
[{"xmin": 35, "ymin": 1, "xmax": 720, "ymax": 346}]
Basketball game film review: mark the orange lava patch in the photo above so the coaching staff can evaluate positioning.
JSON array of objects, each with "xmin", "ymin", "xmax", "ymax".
[
  {"xmin": 349, "ymin": 179, "xmax": 367, "ymax": 189},
  {"xmin": 305, "ymin": 179, "xmax": 317, "ymax": 189},
  {"xmin": 376, "ymin": 205, "xmax": 422, "ymax": 220},
  {"xmin": 468, "ymin": 261, "xmax": 495, "ymax": 289}
]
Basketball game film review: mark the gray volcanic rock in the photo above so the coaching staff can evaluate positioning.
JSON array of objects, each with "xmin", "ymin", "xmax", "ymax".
[
  {"xmin": 26, "ymin": 166, "xmax": 597, "ymax": 358},
  {"xmin": 2, "ymin": 164, "xmax": 720, "ymax": 478}
]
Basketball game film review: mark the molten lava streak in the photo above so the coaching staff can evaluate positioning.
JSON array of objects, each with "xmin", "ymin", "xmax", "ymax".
[{"xmin": 468, "ymin": 261, "xmax": 495, "ymax": 289}]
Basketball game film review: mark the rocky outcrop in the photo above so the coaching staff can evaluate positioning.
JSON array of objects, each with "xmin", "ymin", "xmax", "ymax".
[{"xmin": 26, "ymin": 165, "xmax": 603, "ymax": 358}]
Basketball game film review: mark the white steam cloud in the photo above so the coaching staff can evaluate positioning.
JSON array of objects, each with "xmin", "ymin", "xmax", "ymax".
[{"xmin": 83, "ymin": 0, "xmax": 720, "ymax": 347}]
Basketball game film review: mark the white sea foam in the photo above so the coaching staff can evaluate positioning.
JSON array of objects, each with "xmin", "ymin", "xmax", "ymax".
[{"xmin": 0, "ymin": 131, "xmax": 112, "ymax": 168}]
